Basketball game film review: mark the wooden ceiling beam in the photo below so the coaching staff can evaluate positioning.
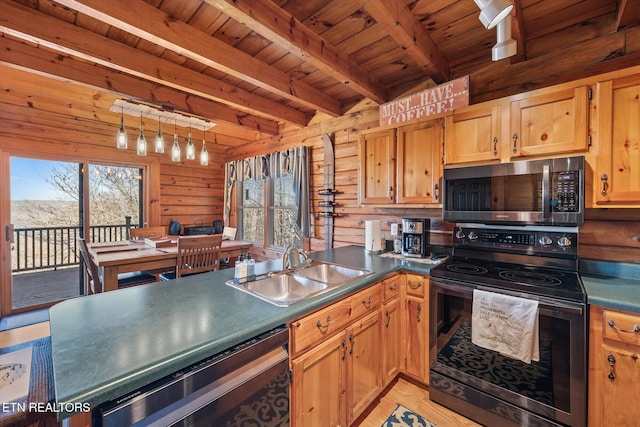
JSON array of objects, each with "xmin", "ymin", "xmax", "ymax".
[
  {"xmin": 615, "ymin": 0, "xmax": 640, "ymax": 31},
  {"xmin": 202, "ymin": 0, "xmax": 387, "ymax": 104},
  {"xmin": 53, "ymin": 0, "xmax": 342, "ymax": 116},
  {"xmin": 0, "ymin": 38, "xmax": 278, "ymax": 138},
  {"xmin": 510, "ymin": 1, "xmax": 526, "ymax": 64},
  {"xmin": 0, "ymin": 0, "xmax": 306, "ymax": 127},
  {"xmin": 355, "ymin": 0, "xmax": 450, "ymax": 84}
]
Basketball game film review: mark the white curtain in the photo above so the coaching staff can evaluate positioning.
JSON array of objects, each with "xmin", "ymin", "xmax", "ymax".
[{"xmin": 223, "ymin": 146, "xmax": 312, "ymax": 238}]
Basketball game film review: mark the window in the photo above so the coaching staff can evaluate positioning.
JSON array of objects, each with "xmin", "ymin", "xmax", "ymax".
[{"xmin": 238, "ymin": 175, "xmax": 297, "ymax": 248}]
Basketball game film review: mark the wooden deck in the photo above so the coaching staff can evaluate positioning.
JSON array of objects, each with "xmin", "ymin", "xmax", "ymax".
[{"xmin": 11, "ymin": 267, "xmax": 81, "ymax": 310}]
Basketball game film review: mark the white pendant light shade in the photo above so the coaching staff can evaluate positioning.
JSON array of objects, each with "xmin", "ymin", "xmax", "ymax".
[
  {"xmin": 136, "ymin": 114, "xmax": 147, "ymax": 156},
  {"xmin": 200, "ymin": 128, "xmax": 209, "ymax": 166},
  {"xmin": 116, "ymin": 108, "xmax": 128, "ymax": 149},
  {"xmin": 186, "ymin": 126, "xmax": 195, "ymax": 160},
  {"xmin": 474, "ymin": 0, "xmax": 513, "ymax": 29},
  {"xmin": 154, "ymin": 116, "xmax": 165, "ymax": 153},
  {"xmin": 492, "ymin": 16, "xmax": 517, "ymax": 61}
]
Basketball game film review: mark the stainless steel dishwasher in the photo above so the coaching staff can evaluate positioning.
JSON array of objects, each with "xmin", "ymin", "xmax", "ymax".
[{"xmin": 94, "ymin": 326, "xmax": 290, "ymax": 427}]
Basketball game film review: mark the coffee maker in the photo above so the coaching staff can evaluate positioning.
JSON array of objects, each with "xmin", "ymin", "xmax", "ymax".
[{"xmin": 402, "ymin": 218, "xmax": 429, "ymax": 258}]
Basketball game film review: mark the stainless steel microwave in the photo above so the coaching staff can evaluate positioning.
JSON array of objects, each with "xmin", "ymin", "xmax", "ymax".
[{"xmin": 442, "ymin": 156, "xmax": 585, "ymax": 226}]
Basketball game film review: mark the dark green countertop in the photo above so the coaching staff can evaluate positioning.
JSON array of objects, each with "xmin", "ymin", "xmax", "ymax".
[
  {"xmin": 49, "ymin": 246, "xmax": 439, "ymax": 419},
  {"xmin": 49, "ymin": 246, "xmax": 640, "ymax": 420},
  {"xmin": 580, "ymin": 259, "xmax": 640, "ymax": 313}
]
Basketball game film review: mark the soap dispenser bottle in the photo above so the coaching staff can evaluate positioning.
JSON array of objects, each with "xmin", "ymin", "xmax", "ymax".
[
  {"xmin": 246, "ymin": 252, "xmax": 255, "ymax": 280},
  {"xmin": 234, "ymin": 253, "xmax": 247, "ymax": 283}
]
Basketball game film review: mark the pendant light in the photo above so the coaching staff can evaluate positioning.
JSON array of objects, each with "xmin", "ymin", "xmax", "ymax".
[
  {"xmin": 116, "ymin": 107, "xmax": 128, "ymax": 149},
  {"xmin": 154, "ymin": 115, "xmax": 165, "ymax": 153},
  {"xmin": 186, "ymin": 123, "xmax": 195, "ymax": 160},
  {"xmin": 136, "ymin": 112, "xmax": 147, "ymax": 156},
  {"xmin": 171, "ymin": 120, "xmax": 181, "ymax": 162},
  {"xmin": 474, "ymin": 0, "xmax": 513, "ymax": 29},
  {"xmin": 200, "ymin": 125, "xmax": 209, "ymax": 166}
]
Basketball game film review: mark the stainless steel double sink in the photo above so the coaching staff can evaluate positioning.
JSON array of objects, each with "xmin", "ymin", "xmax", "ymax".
[{"xmin": 225, "ymin": 261, "xmax": 371, "ymax": 306}]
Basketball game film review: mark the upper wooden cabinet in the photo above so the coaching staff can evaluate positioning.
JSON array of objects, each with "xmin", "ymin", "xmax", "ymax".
[
  {"xmin": 359, "ymin": 120, "xmax": 443, "ymax": 206},
  {"xmin": 510, "ymin": 86, "xmax": 590, "ymax": 158},
  {"xmin": 592, "ymin": 75, "xmax": 640, "ymax": 206},
  {"xmin": 359, "ymin": 128, "xmax": 396, "ymax": 204},
  {"xmin": 445, "ymin": 104, "xmax": 502, "ymax": 165}
]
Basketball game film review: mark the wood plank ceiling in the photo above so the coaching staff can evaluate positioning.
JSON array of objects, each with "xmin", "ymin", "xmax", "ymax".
[{"xmin": 1, "ymin": 0, "xmax": 639, "ymax": 149}]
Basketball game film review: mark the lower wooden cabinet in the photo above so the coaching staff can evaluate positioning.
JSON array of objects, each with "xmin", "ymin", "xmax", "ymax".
[
  {"xmin": 290, "ymin": 331, "xmax": 346, "ymax": 427},
  {"xmin": 588, "ymin": 305, "xmax": 640, "ymax": 426},
  {"xmin": 289, "ymin": 272, "xmax": 430, "ymax": 426}
]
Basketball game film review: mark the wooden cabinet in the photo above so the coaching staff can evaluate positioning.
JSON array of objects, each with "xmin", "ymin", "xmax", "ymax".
[
  {"xmin": 445, "ymin": 104, "xmax": 502, "ymax": 164},
  {"xmin": 510, "ymin": 86, "xmax": 590, "ymax": 158},
  {"xmin": 588, "ymin": 306, "xmax": 640, "ymax": 427},
  {"xmin": 291, "ymin": 331, "xmax": 346, "ymax": 427},
  {"xmin": 345, "ymin": 310, "xmax": 382, "ymax": 425},
  {"xmin": 381, "ymin": 274, "xmax": 401, "ymax": 386},
  {"xmin": 402, "ymin": 273, "xmax": 429, "ymax": 384},
  {"xmin": 592, "ymin": 75, "xmax": 640, "ymax": 206},
  {"xmin": 359, "ymin": 120, "xmax": 443, "ymax": 206},
  {"xmin": 359, "ymin": 128, "xmax": 396, "ymax": 204},
  {"xmin": 396, "ymin": 121, "xmax": 443, "ymax": 204},
  {"xmin": 290, "ymin": 284, "xmax": 382, "ymax": 427}
]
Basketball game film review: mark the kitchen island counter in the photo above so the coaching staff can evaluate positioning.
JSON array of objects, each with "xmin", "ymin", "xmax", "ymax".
[
  {"xmin": 581, "ymin": 259, "xmax": 640, "ymax": 314},
  {"xmin": 49, "ymin": 246, "xmax": 438, "ymax": 419}
]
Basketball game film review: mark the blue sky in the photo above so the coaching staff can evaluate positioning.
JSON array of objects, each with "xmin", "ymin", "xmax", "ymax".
[{"xmin": 10, "ymin": 158, "xmax": 73, "ymax": 201}]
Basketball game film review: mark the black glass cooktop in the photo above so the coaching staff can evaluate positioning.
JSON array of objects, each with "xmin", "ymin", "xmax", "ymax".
[{"xmin": 430, "ymin": 257, "xmax": 585, "ymax": 302}]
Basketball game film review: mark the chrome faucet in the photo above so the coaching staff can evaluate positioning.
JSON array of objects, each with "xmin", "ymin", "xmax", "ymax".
[{"xmin": 282, "ymin": 243, "xmax": 311, "ymax": 270}]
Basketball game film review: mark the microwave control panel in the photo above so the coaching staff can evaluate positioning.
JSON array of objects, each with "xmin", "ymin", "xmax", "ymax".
[{"xmin": 551, "ymin": 171, "xmax": 579, "ymax": 212}]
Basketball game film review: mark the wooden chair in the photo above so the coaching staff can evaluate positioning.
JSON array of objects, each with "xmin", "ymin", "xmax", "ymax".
[
  {"xmin": 129, "ymin": 226, "xmax": 167, "ymax": 240},
  {"xmin": 77, "ymin": 237, "xmax": 156, "ymax": 294},
  {"xmin": 159, "ymin": 234, "xmax": 223, "ymax": 281},
  {"xmin": 220, "ymin": 227, "xmax": 238, "ymax": 268}
]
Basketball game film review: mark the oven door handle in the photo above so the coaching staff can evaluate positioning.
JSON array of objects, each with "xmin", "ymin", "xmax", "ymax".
[{"xmin": 542, "ymin": 164, "xmax": 551, "ymax": 219}]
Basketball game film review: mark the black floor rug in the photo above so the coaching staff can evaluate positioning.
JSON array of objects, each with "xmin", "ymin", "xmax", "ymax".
[{"xmin": 436, "ymin": 322, "xmax": 554, "ymax": 406}]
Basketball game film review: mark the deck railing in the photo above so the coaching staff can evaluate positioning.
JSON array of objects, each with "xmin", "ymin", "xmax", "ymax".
[{"xmin": 12, "ymin": 224, "xmax": 129, "ymax": 272}]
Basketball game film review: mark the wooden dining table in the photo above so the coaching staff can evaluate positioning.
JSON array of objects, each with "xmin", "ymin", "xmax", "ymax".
[{"xmin": 87, "ymin": 238, "xmax": 254, "ymax": 292}]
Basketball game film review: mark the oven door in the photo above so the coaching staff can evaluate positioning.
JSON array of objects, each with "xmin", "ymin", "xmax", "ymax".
[{"xmin": 429, "ymin": 280, "xmax": 586, "ymax": 427}]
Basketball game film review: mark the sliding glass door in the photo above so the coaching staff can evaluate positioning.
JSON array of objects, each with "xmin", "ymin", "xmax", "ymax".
[{"xmin": 2, "ymin": 157, "xmax": 144, "ymax": 315}]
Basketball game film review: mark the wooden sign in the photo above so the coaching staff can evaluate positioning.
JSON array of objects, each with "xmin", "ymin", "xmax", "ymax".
[{"xmin": 379, "ymin": 75, "xmax": 469, "ymax": 126}]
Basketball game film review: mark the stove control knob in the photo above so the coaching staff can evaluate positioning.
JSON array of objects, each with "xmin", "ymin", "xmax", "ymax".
[
  {"xmin": 455, "ymin": 229, "xmax": 466, "ymax": 240},
  {"xmin": 539, "ymin": 235, "xmax": 553, "ymax": 246},
  {"xmin": 468, "ymin": 231, "xmax": 478, "ymax": 241},
  {"xmin": 557, "ymin": 236, "xmax": 573, "ymax": 248}
]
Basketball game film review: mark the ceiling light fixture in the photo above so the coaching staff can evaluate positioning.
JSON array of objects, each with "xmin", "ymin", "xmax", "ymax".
[
  {"xmin": 116, "ymin": 107, "xmax": 128, "ymax": 149},
  {"xmin": 492, "ymin": 15, "xmax": 517, "ymax": 61},
  {"xmin": 136, "ymin": 112, "xmax": 147, "ymax": 156},
  {"xmin": 186, "ymin": 123, "xmax": 195, "ymax": 160},
  {"xmin": 171, "ymin": 120, "xmax": 181, "ymax": 162},
  {"xmin": 474, "ymin": 0, "xmax": 513, "ymax": 29},
  {"xmin": 154, "ymin": 115, "xmax": 165, "ymax": 153},
  {"xmin": 200, "ymin": 125, "xmax": 209, "ymax": 166}
]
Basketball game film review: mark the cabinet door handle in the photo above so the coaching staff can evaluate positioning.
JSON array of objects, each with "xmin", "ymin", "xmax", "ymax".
[
  {"xmin": 417, "ymin": 303, "xmax": 422, "ymax": 323},
  {"xmin": 389, "ymin": 186, "xmax": 393, "ymax": 200},
  {"xmin": 388, "ymin": 283, "xmax": 397, "ymax": 291},
  {"xmin": 385, "ymin": 309, "xmax": 391, "ymax": 328},
  {"xmin": 493, "ymin": 136, "xmax": 498, "ymax": 156},
  {"xmin": 349, "ymin": 333, "xmax": 354, "ymax": 355},
  {"xmin": 608, "ymin": 354, "xmax": 616, "ymax": 381},
  {"xmin": 434, "ymin": 183, "xmax": 439, "ymax": 200},
  {"xmin": 608, "ymin": 319, "xmax": 640, "ymax": 334},
  {"xmin": 407, "ymin": 279, "xmax": 422, "ymax": 290},
  {"xmin": 512, "ymin": 133, "xmax": 518, "ymax": 153},
  {"xmin": 601, "ymin": 174, "xmax": 609, "ymax": 197},
  {"xmin": 316, "ymin": 315, "xmax": 331, "ymax": 330},
  {"xmin": 342, "ymin": 338, "xmax": 347, "ymax": 361},
  {"xmin": 362, "ymin": 296, "xmax": 373, "ymax": 308}
]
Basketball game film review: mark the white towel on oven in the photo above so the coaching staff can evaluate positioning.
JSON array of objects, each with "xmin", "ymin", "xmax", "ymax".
[{"xmin": 471, "ymin": 289, "xmax": 540, "ymax": 364}]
